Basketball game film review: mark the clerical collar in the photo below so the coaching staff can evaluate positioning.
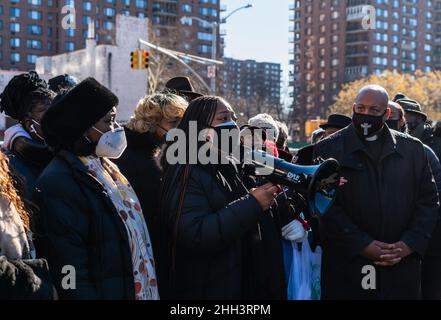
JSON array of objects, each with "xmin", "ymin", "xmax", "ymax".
[
  {"xmin": 364, "ymin": 127, "xmax": 385, "ymax": 142},
  {"xmin": 366, "ymin": 135, "xmax": 379, "ymax": 142}
]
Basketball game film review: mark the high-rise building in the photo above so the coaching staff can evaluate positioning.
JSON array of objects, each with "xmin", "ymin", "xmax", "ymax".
[
  {"xmin": 222, "ymin": 57, "xmax": 282, "ymax": 111},
  {"xmin": 0, "ymin": 0, "xmax": 223, "ymax": 71},
  {"xmin": 289, "ymin": 0, "xmax": 436, "ymax": 133},
  {"xmin": 434, "ymin": 1, "xmax": 441, "ymax": 69}
]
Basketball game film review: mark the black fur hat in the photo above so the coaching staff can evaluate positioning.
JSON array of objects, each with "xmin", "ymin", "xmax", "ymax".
[{"xmin": 41, "ymin": 77, "xmax": 119, "ymax": 149}]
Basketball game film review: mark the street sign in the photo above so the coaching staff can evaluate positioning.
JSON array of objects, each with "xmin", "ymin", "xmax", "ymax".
[{"xmin": 207, "ymin": 65, "xmax": 216, "ymax": 79}]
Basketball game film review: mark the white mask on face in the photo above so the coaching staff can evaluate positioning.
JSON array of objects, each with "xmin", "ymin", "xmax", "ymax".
[{"xmin": 92, "ymin": 125, "xmax": 127, "ymax": 159}]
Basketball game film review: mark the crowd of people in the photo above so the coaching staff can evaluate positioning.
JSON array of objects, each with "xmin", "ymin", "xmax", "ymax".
[{"xmin": 0, "ymin": 72, "xmax": 440, "ymax": 300}]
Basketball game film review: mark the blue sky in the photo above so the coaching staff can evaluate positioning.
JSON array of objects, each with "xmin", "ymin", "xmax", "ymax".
[{"xmin": 221, "ymin": 0, "xmax": 291, "ymax": 100}]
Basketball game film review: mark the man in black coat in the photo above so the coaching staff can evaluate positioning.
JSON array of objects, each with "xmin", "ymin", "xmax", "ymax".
[{"xmin": 314, "ymin": 85, "xmax": 439, "ymax": 300}]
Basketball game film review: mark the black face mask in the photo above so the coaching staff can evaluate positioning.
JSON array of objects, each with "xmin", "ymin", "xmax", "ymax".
[
  {"xmin": 407, "ymin": 121, "xmax": 420, "ymax": 133},
  {"xmin": 353, "ymin": 111, "xmax": 386, "ymax": 138},
  {"xmin": 386, "ymin": 119, "xmax": 400, "ymax": 131}
]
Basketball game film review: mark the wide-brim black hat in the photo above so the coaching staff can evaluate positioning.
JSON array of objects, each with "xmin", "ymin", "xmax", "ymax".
[
  {"xmin": 42, "ymin": 77, "xmax": 118, "ymax": 149},
  {"xmin": 320, "ymin": 114, "xmax": 352, "ymax": 130},
  {"xmin": 393, "ymin": 92, "xmax": 407, "ymax": 102},
  {"xmin": 396, "ymin": 98, "xmax": 427, "ymax": 121},
  {"xmin": 165, "ymin": 76, "xmax": 203, "ymax": 101}
]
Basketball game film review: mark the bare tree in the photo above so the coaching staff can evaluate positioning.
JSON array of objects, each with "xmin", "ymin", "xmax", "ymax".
[{"xmin": 145, "ymin": 23, "xmax": 212, "ymax": 95}]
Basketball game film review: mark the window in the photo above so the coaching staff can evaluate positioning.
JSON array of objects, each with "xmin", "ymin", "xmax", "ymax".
[
  {"xmin": 198, "ymin": 44, "xmax": 212, "ymax": 54},
  {"xmin": 10, "ymin": 23, "xmax": 20, "ymax": 33},
  {"xmin": 28, "ymin": 10, "xmax": 42, "ymax": 20},
  {"xmin": 11, "ymin": 53, "xmax": 20, "ymax": 63},
  {"xmin": 27, "ymin": 54, "xmax": 37, "ymax": 64},
  {"xmin": 83, "ymin": 2, "xmax": 92, "ymax": 11},
  {"xmin": 182, "ymin": 4, "xmax": 192, "ymax": 13},
  {"xmin": 28, "ymin": 0, "xmax": 42, "ymax": 5},
  {"xmin": 199, "ymin": 7, "xmax": 217, "ymax": 17},
  {"xmin": 28, "ymin": 24, "xmax": 42, "ymax": 35},
  {"xmin": 136, "ymin": 0, "xmax": 147, "ymax": 8},
  {"xmin": 103, "ymin": 21, "xmax": 114, "ymax": 30},
  {"xmin": 10, "ymin": 8, "xmax": 21, "ymax": 18},
  {"xmin": 27, "ymin": 39, "xmax": 42, "ymax": 49},
  {"xmin": 197, "ymin": 32, "xmax": 212, "ymax": 41},
  {"xmin": 103, "ymin": 8, "xmax": 115, "ymax": 17},
  {"xmin": 65, "ymin": 28, "xmax": 75, "ymax": 37},
  {"xmin": 10, "ymin": 38, "xmax": 20, "ymax": 48},
  {"xmin": 83, "ymin": 16, "xmax": 91, "ymax": 24},
  {"xmin": 65, "ymin": 42, "xmax": 75, "ymax": 51}
]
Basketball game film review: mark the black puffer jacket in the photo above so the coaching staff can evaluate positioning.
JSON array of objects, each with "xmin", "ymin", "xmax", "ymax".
[
  {"xmin": 160, "ymin": 163, "xmax": 286, "ymax": 300},
  {"xmin": 112, "ymin": 127, "xmax": 162, "ymax": 234},
  {"xmin": 33, "ymin": 151, "xmax": 135, "ymax": 300}
]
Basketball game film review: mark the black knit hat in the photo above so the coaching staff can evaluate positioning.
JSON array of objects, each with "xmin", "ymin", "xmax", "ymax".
[
  {"xmin": 396, "ymin": 98, "xmax": 427, "ymax": 121},
  {"xmin": 0, "ymin": 71, "xmax": 51, "ymax": 121},
  {"xmin": 41, "ymin": 77, "xmax": 119, "ymax": 149}
]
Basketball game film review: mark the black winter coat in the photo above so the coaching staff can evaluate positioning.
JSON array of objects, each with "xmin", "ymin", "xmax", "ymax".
[
  {"xmin": 161, "ymin": 163, "xmax": 286, "ymax": 300},
  {"xmin": 112, "ymin": 128, "xmax": 162, "ymax": 238},
  {"xmin": 415, "ymin": 126, "xmax": 441, "ymax": 257},
  {"xmin": 314, "ymin": 125, "xmax": 439, "ymax": 300},
  {"xmin": 419, "ymin": 123, "xmax": 441, "ymax": 160},
  {"xmin": 33, "ymin": 151, "xmax": 135, "ymax": 300},
  {"xmin": 424, "ymin": 145, "xmax": 441, "ymax": 257}
]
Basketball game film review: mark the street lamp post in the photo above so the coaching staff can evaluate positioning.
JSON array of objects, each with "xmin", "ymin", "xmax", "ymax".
[{"xmin": 181, "ymin": 3, "xmax": 253, "ymax": 95}]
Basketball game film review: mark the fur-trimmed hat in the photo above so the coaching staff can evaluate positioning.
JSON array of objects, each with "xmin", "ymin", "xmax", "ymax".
[{"xmin": 41, "ymin": 77, "xmax": 118, "ymax": 149}]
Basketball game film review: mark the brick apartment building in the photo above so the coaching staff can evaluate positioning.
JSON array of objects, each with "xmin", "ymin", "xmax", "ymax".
[
  {"xmin": 289, "ymin": 0, "xmax": 438, "ymax": 131},
  {"xmin": 0, "ymin": 0, "xmax": 223, "ymax": 71},
  {"xmin": 222, "ymin": 57, "xmax": 282, "ymax": 111}
]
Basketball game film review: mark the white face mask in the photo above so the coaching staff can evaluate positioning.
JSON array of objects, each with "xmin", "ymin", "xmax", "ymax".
[{"xmin": 92, "ymin": 125, "xmax": 127, "ymax": 159}]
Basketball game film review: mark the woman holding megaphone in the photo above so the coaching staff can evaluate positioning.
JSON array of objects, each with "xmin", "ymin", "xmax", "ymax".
[{"xmin": 157, "ymin": 96, "xmax": 288, "ymax": 300}]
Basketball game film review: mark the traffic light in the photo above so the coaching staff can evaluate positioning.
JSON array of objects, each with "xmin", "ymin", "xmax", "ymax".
[
  {"xmin": 130, "ymin": 49, "xmax": 140, "ymax": 69},
  {"xmin": 141, "ymin": 50, "xmax": 149, "ymax": 69}
]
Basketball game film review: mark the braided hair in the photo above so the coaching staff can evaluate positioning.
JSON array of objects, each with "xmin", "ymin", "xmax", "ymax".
[{"xmin": 0, "ymin": 71, "xmax": 54, "ymax": 122}]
